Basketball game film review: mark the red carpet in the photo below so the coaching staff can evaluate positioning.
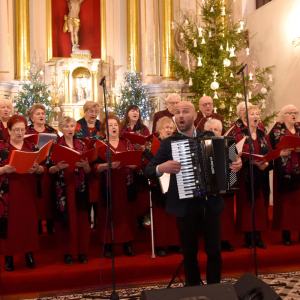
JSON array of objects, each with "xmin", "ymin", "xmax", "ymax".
[{"xmin": 1, "ymin": 206, "xmax": 300, "ymax": 296}]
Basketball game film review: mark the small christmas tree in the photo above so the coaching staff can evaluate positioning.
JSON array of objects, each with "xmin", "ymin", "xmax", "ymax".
[
  {"xmin": 170, "ymin": 0, "xmax": 276, "ymax": 128},
  {"xmin": 14, "ymin": 51, "xmax": 52, "ymax": 122},
  {"xmin": 113, "ymin": 57, "xmax": 156, "ymax": 120}
]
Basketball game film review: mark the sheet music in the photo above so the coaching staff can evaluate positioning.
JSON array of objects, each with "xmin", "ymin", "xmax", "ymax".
[
  {"xmin": 236, "ymin": 136, "xmax": 246, "ymax": 154},
  {"xmin": 159, "ymin": 173, "xmax": 170, "ymax": 194},
  {"xmin": 223, "ymin": 126, "xmax": 234, "ymax": 136}
]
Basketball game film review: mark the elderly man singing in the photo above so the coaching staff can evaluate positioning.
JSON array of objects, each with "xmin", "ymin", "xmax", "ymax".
[{"xmin": 144, "ymin": 101, "xmax": 242, "ymax": 286}]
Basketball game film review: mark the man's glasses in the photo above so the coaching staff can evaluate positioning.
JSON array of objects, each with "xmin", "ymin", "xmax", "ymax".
[
  {"xmin": 201, "ymin": 103, "xmax": 213, "ymax": 107},
  {"xmin": 285, "ymin": 112, "xmax": 299, "ymax": 116}
]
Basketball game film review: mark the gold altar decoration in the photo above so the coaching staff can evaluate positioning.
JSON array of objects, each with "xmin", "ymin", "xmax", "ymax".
[
  {"xmin": 101, "ymin": 0, "xmax": 107, "ymax": 62},
  {"xmin": 70, "ymin": 53, "xmax": 92, "ymax": 59},
  {"xmin": 162, "ymin": 0, "xmax": 175, "ymax": 80},
  {"xmin": 16, "ymin": 0, "xmax": 30, "ymax": 80},
  {"xmin": 127, "ymin": 0, "xmax": 139, "ymax": 72},
  {"xmin": 62, "ymin": 70, "xmax": 70, "ymax": 104},
  {"xmin": 92, "ymin": 71, "xmax": 99, "ymax": 102},
  {"xmin": 72, "ymin": 67, "xmax": 91, "ymax": 78}
]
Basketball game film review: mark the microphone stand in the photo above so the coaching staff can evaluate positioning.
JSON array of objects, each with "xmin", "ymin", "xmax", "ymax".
[
  {"xmin": 237, "ymin": 65, "xmax": 258, "ymax": 277},
  {"xmin": 99, "ymin": 76, "xmax": 119, "ymax": 300}
]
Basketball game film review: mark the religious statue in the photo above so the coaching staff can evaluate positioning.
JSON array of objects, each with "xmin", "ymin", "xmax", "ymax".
[
  {"xmin": 63, "ymin": 0, "xmax": 85, "ymax": 51},
  {"xmin": 76, "ymin": 85, "xmax": 87, "ymax": 103}
]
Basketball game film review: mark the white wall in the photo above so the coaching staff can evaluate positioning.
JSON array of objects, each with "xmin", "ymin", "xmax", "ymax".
[{"xmin": 244, "ymin": 0, "xmax": 300, "ymax": 120}]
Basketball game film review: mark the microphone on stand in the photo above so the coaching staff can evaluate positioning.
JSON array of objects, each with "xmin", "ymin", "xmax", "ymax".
[
  {"xmin": 99, "ymin": 76, "xmax": 106, "ymax": 87},
  {"xmin": 236, "ymin": 64, "xmax": 247, "ymax": 75}
]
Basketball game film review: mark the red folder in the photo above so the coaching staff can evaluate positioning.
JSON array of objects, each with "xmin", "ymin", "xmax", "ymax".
[
  {"xmin": 111, "ymin": 150, "xmax": 143, "ymax": 168},
  {"xmin": 122, "ymin": 132, "xmax": 158, "ymax": 145},
  {"xmin": 9, "ymin": 140, "xmax": 53, "ymax": 174},
  {"xmin": 276, "ymin": 135, "xmax": 300, "ymax": 150},
  {"xmin": 51, "ymin": 143, "xmax": 101, "ymax": 170},
  {"xmin": 241, "ymin": 147, "xmax": 282, "ymax": 162},
  {"xmin": 78, "ymin": 138, "xmax": 101, "ymax": 150},
  {"xmin": 24, "ymin": 134, "xmax": 39, "ymax": 145},
  {"xmin": 152, "ymin": 136, "xmax": 161, "ymax": 156}
]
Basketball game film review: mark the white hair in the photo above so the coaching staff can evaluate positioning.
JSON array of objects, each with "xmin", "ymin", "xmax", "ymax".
[
  {"xmin": 204, "ymin": 118, "xmax": 222, "ymax": 131},
  {"xmin": 166, "ymin": 93, "xmax": 181, "ymax": 102},
  {"xmin": 236, "ymin": 101, "xmax": 253, "ymax": 117},
  {"xmin": 278, "ymin": 105, "xmax": 298, "ymax": 122}
]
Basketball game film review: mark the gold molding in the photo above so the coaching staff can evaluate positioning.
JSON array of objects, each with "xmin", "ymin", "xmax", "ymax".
[
  {"xmin": 92, "ymin": 71, "xmax": 99, "ymax": 102},
  {"xmin": 16, "ymin": 0, "xmax": 30, "ymax": 80},
  {"xmin": 161, "ymin": 0, "xmax": 175, "ymax": 80},
  {"xmin": 158, "ymin": 0, "xmax": 162, "ymax": 76},
  {"xmin": 0, "ymin": 0, "xmax": 10, "ymax": 73},
  {"xmin": 100, "ymin": 0, "xmax": 106, "ymax": 62},
  {"xmin": 127, "ymin": 0, "xmax": 139, "ymax": 72},
  {"xmin": 46, "ymin": 0, "xmax": 104, "ymax": 62},
  {"xmin": 62, "ymin": 70, "xmax": 70, "ymax": 104}
]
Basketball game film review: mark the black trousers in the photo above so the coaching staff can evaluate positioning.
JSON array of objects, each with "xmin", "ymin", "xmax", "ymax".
[{"xmin": 177, "ymin": 201, "xmax": 222, "ymax": 286}]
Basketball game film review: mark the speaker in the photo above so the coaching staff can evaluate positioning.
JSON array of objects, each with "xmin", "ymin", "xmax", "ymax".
[
  {"xmin": 140, "ymin": 283, "xmax": 238, "ymax": 300},
  {"xmin": 234, "ymin": 273, "xmax": 282, "ymax": 300}
]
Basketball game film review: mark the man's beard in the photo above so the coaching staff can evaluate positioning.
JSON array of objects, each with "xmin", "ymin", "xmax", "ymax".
[{"xmin": 177, "ymin": 118, "xmax": 194, "ymax": 132}]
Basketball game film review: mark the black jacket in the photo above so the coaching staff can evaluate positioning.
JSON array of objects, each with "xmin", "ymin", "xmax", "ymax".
[{"xmin": 144, "ymin": 130, "xmax": 225, "ymax": 217}]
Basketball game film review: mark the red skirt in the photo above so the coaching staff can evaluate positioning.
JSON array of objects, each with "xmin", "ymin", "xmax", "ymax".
[
  {"xmin": 236, "ymin": 169, "xmax": 269, "ymax": 232},
  {"xmin": 97, "ymin": 168, "xmax": 137, "ymax": 244},
  {"xmin": 272, "ymin": 169, "xmax": 300, "ymax": 231},
  {"xmin": 2, "ymin": 173, "xmax": 39, "ymax": 256},
  {"xmin": 221, "ymin": 195, "xmax": 235, "ymax": 240},
  {"xmin": 54, "ymin": 169, "xmax": 90, "ymax": 256},
  {"xmin": 37, "ymin": 171, "xmax": 53, "ymax": 220}
]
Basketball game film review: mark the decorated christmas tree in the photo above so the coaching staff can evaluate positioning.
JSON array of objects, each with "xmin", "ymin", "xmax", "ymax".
[
  {"xmin": 14, "ymin": 51, "xmax": 52, "ymax": 122},
  {"xmin": 170, "ymin": 0, "xmax": 276, "ymax": 128},
  {"xmin": 113, "ymin": 58, "xmax": 156, "ymax": 121}
]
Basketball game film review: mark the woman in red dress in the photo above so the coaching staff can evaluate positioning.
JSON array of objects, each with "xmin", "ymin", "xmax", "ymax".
[
  {"xmin": 94, "ymin": 114, "xmax": 138, "ymax": 258},
  {"xmin": 26, "ymin": 104, "xmax": 58, "ymax": 234},
  {"xmin": 48, "ymin": 116, "xmax": 91, "ymax": 265},
  {"xmin": 0, "ymin": 97, "xmax": 12, "ymax": 140},
  {"xmin": 120, "ymin": 105, "xmax": 150, "ymax": 228},
  {"xmin": 236, "ymin": 106, "xmax": 273, "ymax": 249},
  {"xmin": 0, "ymin": 115, "xmax": 45, "ymax": 271},
  {"xmin": 144, "ymin": 116, "xmax": 182, "ymax": 257},
  {"xmin": 269, "ymin": 105, "xmax": 300, "ymax": 245},
  {"xmin": 204, "ymin": 118, "xmax": 235, "ymax": 252}
]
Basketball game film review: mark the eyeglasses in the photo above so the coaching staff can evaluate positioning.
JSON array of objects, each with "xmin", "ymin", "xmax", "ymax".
[
  {"xmin": 208, "ymin": 128, "xmax": 221, "ymax": 133},
  {"xmin": 87, "ymin": 110, "xmax": 99, "ymax": 114},
  {"xmin": 168, "ymin": 102, "xmax": 179, "ymax": 106},
  {"xmin": 201, "ymin": 103, "xmax": 213, "ymax": 107},
  {"xmin": 285, "ymin": 111, "xmax": 299, "ymax": 116},
  {"xmin": 11, "ymin": 128, "xmax": 26, "ymax": 133}
]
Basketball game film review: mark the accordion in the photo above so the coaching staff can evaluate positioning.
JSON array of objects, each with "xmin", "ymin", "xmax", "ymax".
[{"xmin": 171, "ymin": 136, "xmax": 238, "ymax": 200}]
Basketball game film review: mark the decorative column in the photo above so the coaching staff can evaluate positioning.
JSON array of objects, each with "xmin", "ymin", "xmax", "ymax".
[
  {"xmin": 126, "ymin": 0, "xmax": 139, "ymax": 72},
  {"xmin": 62, "ymin": 70, "xmax": 70, "ymax": 104},
  {"xmin": 92, "ymin": 71, "xmax": 99, "ymax": 102},
  {"xmin": 101, "ymin": 0, "xmax": 107, "ymax": 62},
  {"xmin": 16, "ymin": 0, "xmax": 30, "ymax": 80},
  {"xmin": 161, "ymin": 0, "xmax": 175, "ymax": 80}
]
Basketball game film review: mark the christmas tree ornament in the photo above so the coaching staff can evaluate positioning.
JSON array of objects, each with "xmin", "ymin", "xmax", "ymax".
[
  {"xmin": 185, "ymin": 19, "xmax": 188, "ymax": 24},
  {"xmin": 193, "ymin": 39, "xmax": 197, "ymax": 47},
  {"xmin": 249, "ymin": 71, "xmax": 253, "ymax": 80},
  {"xmin": 268, "ymin": 74, "xmax": 273, "ymax": 82},
  {"xmin": 235, "ymin": 93, "xmax": 239, "ymax": 98},
  {"xmin": 226, "ymin": 42, "xmax": 229, "ymax": 51},
  {"xmin": 223, "ymin": 58, "xmax": 231, "ymax": 67},
  {"xmin": 221, "ymin": 7, "xmax": 226, "ymax": 16},
  {"xmin": 261, "ymin": 87, "xmax": 267, "ymax": 94},
  {"xmin": 201, "ymin": 38, "xmax": 206, "ymax": 44},
  {"xmin": 229, "ymin": 106, "xmax": 233, "ymax": 112},
  {"xmin": 213, "ymin": 92, "xmax": 218, "ymax": 99},
  {"xmin": 210, "ymin": 6, "xmax": 214, "ymax": 12},
  {"xmin": 240, "ymin": 21, "xmax": 244, "ymax": 30},
  {"xmin": 237, "ymin": 29, "xmax": 241, "ymax": 33},
  {"xmin": 40, "ymin": 71, "xmax": 44, "ymax": 75},
  {"xmin": 213, "ymin": 107, "xmax": 218, "ymax": 113},
  {"xmin": 198, "ymin": 26, "xmax": 203, "ymax": 37},
  {"xmin": 262, "ymin": 99, "xmax": 266, "ymax": 108},
  {"xmin": 209, "ymin": 31, "xmax": 212, "ymax": 38},
  {"xmin": 213, "ymin": 70, "xmax": 218, "ymax": 79},
  {"xmin": 246, "ymin": 48, "xmax": 250, "ymax": 55},
  {"xmin": 219, "ymin": 102, "xmax": 226, "ymax": 110},
  {"xmin": 189, "ymin": 78, "xmax": 193, "ymax": 86},
  {"xmin": 198, "ymin": 57, "xmax": 202, "ymax": 66},
  {"xmin": 220, "ymin": 45, "xmax": 223, "ymax": 50},
  {"xmin": 210, "ymin": 81, "xmax": 219, "ymax": 90},
  {"xmin": 180, "ymin": 32, "xmax": 184, "ymax": 39},
  {"xmin": 229, "ymin": 47, "xmax": 236, "ymax": 57},
  {"xmin": 171, "ymin": 22, "xmax": 175, "ymax": 29},
  {"xmin": 248, "ymin": 91, "xmax": 252, "ymax": 99},
  {"xmin": 230, "ymin": 73, "xmax": 233, "ymax": 77}
]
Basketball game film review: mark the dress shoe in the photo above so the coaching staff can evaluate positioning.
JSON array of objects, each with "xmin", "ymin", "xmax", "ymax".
[
  {"xmin": 123, "ymin": 242, "xmax": 135, "ymax": 257},
  {"xmin": 78, "ymin": 254, "xmax": 88, "ymax": 264},
  {"xmin": 221, "ymin": 241, "xmax": 234, "ymax": 252},
  {"xmin": 64, "ymin": 254, "xmax": 74, "ymax": 265},
  {"xmin": 282, "ymin": 230, "xmax": 292, "ymax": 246},
  {"xmin": 25, "ymin": 252, "xmax": 36, "ymax": 269},
  {"xmin": 5, "ymin": 256, "xmax": 14, "ymax": 272},
  {"xmin": 244, "ymin": 232, "xmax": 253, "ymax": 249},
  {"xmin": 104, "ymin": 244, "xmax": 112, "ymax": 259},
  {"xmin": 46, "ymin": 220, "xmax": 55, "ymax": 234},
  {"xmin": 168, "ymin": 245, "xmax": 183, "ymax": 254},
  {"xmin": 155, "ymin": 247, "xmax": 167, "ymax": 257},
  {"xmin": 38, "ymin": 221, "xmax": 43, "ymax": 235},
  {"xmin": 255, "ymin": 232, "xmax": 266, "ymax": 249}
]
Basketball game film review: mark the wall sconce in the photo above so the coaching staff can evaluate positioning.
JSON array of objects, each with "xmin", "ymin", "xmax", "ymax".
[{"xmin": 292, "ymin": 37, "xmax": 300, "ymax": 47}]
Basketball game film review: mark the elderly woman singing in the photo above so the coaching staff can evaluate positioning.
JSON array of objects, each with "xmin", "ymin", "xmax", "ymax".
[
  {"xmin": 0, "ymin": 97, "xmax": 13, "ymax": 140},
  {"xmin": 269, "ymin": 105, "xmax": 300, "ymax": 245}
]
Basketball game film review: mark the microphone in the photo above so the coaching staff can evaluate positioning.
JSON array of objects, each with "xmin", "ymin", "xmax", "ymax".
[
  {"xmin": 99, "ymin": 76, "xmax": 106, "ymax": 86},
  {"xmin": 236, "ymin": 64, "xmax": 247, "ymax": 75}
]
